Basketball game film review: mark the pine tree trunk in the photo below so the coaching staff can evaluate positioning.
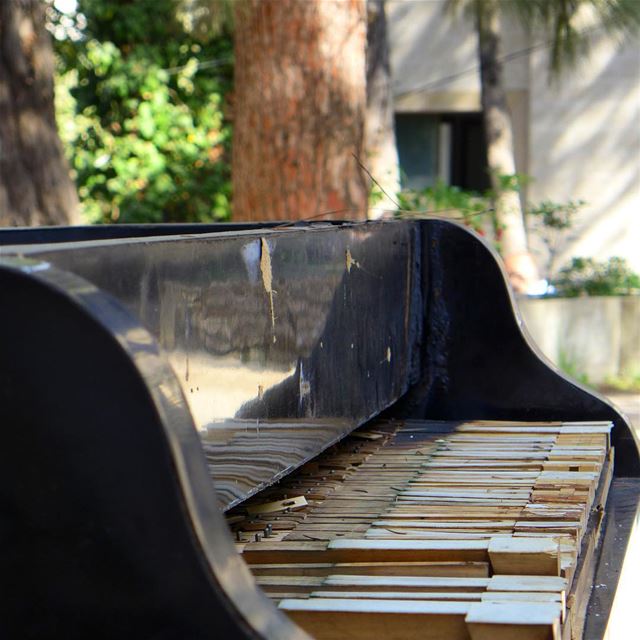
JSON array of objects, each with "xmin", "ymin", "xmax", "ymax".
[
  {"xmin": 366, "ymin": 0, "xmax": 400, "ymax": 219},
  {"xmin": 232, "ymin": 0, "xmax": 368, "ymax": 222},
  {"xmin": 476, "ymin": 2, "xmax": 538, "ymax": 292},
  {"xmin": 0, "ymin": 0, "xmax": 80, "ymax": 226}
]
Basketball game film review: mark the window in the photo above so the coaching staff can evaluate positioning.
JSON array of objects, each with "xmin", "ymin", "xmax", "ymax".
[{"xmin": 395, "ymin": 112, "xmax": 490, "ymax": 193}]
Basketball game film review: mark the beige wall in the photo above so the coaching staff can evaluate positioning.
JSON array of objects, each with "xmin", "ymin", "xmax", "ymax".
[
  {"xmin": 527, "ymin": 31, "xmax": 640, "ymax": 273},
  {"xmin": 388, "ymin": 0, "xmax": 480, "ymax": 111},
  {"xmin": 388, "ymin": 0, "xmax": 529, "ymax": 106},
  {"xmin": 388, "ymin": 0, "xmax": 640, "ymax": 274},
  {"xmin": 518, "ymin": 295, "xmax": 640, "ymax": 384}
]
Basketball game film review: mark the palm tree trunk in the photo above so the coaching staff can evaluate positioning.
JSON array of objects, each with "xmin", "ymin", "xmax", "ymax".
[
  {"xmin": 0, "ymin": 0, "xmax": 80, "ymax": 226},
  {"xmin": 366, "ymin": 0, "xmax": 400, "ymax": 218},
  {"xmin": 232, "ymin": 0, "xmax": 368, "ymax": 222},
  {"xmin": 476, "ymin": 2, "xmax": 538, "ymax": 292}
]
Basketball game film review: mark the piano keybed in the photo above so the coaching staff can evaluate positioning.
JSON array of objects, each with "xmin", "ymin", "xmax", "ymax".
[{"xmin": 228, "ymin": 419, "xmax": 613, "ymax": 640}]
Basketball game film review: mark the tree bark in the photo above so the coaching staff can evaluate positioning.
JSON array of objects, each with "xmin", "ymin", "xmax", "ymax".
[
  {"xmin": 232, "ymin": 0, "xmax": 368, "ymax": 222},
  {"xmin": 476, "ymin": 2, "xmax": 538, "ymax": 292},
  {"xmin": 366, "ymin": 0, "xmax": 400, "ymax": 218},
  {"xmin": 0, "ymin": 0, "xmax": 80, "ymax": 226}
]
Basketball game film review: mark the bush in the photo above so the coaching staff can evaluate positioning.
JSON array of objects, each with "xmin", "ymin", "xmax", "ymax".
[
  {"xmin": 551, "ymin": 257, "xmax": 640, "ymax": 297},
  {"xmin": 53, "ymin": 0, "xmax": 233, "ymax": 223},
  {"xmin": 396, "ymin": 181, "xmax": 495, "ymax": 236}
]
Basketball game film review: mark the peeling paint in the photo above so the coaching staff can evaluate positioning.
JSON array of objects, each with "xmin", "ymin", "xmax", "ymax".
[
  {"xmin": 185, "ymin": 309, "xmax": 190, "ymax": 381},
  {"xmin": 260, "ymin": 237, "xmax": 276, "ymax": 339},
  {"xmin": 380, "ymin": 346, "xmax": 392, "ymax": 365},
  {"xmin": 300, "ymin": 380, "xmax": 311, "ymax": 396},
  {"xmin": 298, "ymin": 362, "xmax": 312, "ymax": 414},
  {"xmin": 345, "ymin": 248, "xmax": 360, "ymax": 273},
  {"xmin": 241, "ymin": 239, "xmax": 261, "ymax": 284}
]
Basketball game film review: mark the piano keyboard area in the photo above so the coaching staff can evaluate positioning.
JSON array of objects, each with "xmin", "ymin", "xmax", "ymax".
[{"xmin": 227, "ymin": 419, "xmax": 614, "ymax": 640}]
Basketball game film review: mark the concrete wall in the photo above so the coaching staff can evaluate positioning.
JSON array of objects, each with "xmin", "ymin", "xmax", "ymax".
[
  {"xmin": 518, "ymin": 296, "xmax": 640, "ymax": 384},
  {"xmin": 387, "ymin": 0, "xmax": 640, "ymax": 275},
  {"xmin": 388, "ymin": 0, "xmax": 529, "ymax": 109},
  {"xmin": 527, "ymin": 30, "xmax": 640, "ymax": 273}
]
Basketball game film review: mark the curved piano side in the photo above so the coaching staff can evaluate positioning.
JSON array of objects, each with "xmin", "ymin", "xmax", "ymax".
[
  {"xmin": 0, "ymin": 260, "xmax": 305, "ymax": 639},
  {"xmin": 403, "ymin": 219, "xmax": 640, "ymax": 638},
  {"xmin": 404, "ymin": 219, "xmax": 639, "ymax": 477}
]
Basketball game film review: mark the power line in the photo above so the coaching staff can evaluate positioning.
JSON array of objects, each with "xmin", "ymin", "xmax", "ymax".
[
  {"xmin": 164, "ymin": 56, "xmax": 233, "ymax": 75},
  {"xmin": 395, "ymin": 25, "xmax": 603, "ymax": 96},
  {"xmin": 161, "ymin": 23, "xmax": 602, "ymax": 85}
]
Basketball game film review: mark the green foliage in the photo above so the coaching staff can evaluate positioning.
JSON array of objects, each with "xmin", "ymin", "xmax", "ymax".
[
  {"xmin": 512, "ymin": 0, "xmax": 640, "ymax": 77},
  {"xmin": 558, "ymin": 349, "xmax": 591, "ymax": 387},
  {"xmin": 552, "ymin": 257, "xmax": 640, "ymax": 297},
  {"xmin": 54, "ymin": 0, "xmax": 233, "ymax": 223},
  {"xmin": 528, "ymin": 199, "xmax": 584, "ymax": 231},
  {"xmin": 495, "ymin": 172, "xmax": 529, "ymax": 194},
  {"xmin": 176, "ymin": 0, "xmax": 235, "ymax": 41},
  {"xmin": 396, "ymin": 174, "xmax": 532, "ymax": 248},
  {"xmin": 602, "ymin": 373, "xmax": 640, "ymax": 393},
  {"xmin": 396, "ymin": 181, "xmax": 494, "ymax": 235},
  {"xmin": 449, "ymin": 0, "xmax": 640, "ymax": 78},
  {"xmin": 527, "ymin": 199, "xmax": 585, "ymax": 277},
  {"xmin": 368, "ymin": 183, "xmax": 385, "ymax": 208},
  {"xmin": 396, "ymin": 182, "xmax": 639, "ymax": 301}
]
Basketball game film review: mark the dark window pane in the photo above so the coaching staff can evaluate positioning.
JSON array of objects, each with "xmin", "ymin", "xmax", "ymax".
[
  {"xmin": 395, "ymin": 113, "xmax": 439, "ymax": 190},
  {"xmin": 448, "ymin": 114, "xmax": 490, "ymax": 192},
  {"xmin": 395, "ymin": 112, "xmax": 490, "ymax": 193}
]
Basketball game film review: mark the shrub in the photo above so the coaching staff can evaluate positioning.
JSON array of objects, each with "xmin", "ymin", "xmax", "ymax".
[
  {"xmin": 53, "ymin": 0, "xmax": 233, "ymax": 223},
  {"xmin": 551, "ymin": 257, "xmax": 640, "ymax": 297}
]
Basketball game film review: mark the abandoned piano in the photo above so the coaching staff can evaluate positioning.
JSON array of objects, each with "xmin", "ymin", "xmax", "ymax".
[{"xmin": 1, "ymin": 219, "xmax": 638, "ymax": 639}]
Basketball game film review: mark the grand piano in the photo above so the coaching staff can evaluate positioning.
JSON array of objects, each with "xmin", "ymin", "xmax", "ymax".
[{"xmin": 0, "ymin": 219, "xmax": 637, "ymax": 639}]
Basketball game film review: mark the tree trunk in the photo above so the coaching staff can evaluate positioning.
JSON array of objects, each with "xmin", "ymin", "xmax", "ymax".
[
  {"xmin": 476, "ymin": 2, "xmax": 538, "ymax": 292},
  {"xmin": 366, "ymin": 0, "xmax": 400, "ymax": 219},
  {"xmin": 232, "ymin": 0, "xmax": 368, "ymax": 222},
  {"xmin": 0, "ymin": 0, "xmax": 80, "ymax": 226}
]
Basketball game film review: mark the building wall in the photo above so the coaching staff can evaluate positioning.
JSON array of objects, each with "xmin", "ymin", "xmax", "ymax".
[
  {"xmin": 528, "ymin": 31, "xmax": 640, "ymax": 272},
  {"xmin": 519, "ymin": 295, "xmax": 640, "ymax": 384},
  {"xmin": 387, "ymin": 0, "xmax": 640, "ymax": 275}
]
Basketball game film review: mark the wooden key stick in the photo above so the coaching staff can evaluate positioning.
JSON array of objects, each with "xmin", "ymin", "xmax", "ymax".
[
  {"xmin": 280, "ymin": 598, "xmax": 471, "ymax": 640},
  {"xmin": 488, "ymin": 537, "xmax": 560, "ymax": 576},
  {"xmin": 466, "ymin": 601, "xmax": 561, "ymax": 640}
]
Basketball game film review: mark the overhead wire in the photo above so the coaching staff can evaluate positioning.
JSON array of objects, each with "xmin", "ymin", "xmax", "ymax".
[
  {"xmin": 164, "ymin": 56, "xmax": 233, "ymax": 75},
  {"xmin": 395, "ymin": 24, "xmax": 603, "ymax": 95}
]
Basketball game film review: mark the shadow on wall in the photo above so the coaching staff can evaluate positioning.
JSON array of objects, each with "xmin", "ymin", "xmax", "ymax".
[
  {"xmin": 388, "ymin": 0, "xmax": 480, "ymax": 101},
  {"xmin": 528, "ymin": 33, "xmax": 640, "ymax": 271}
]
